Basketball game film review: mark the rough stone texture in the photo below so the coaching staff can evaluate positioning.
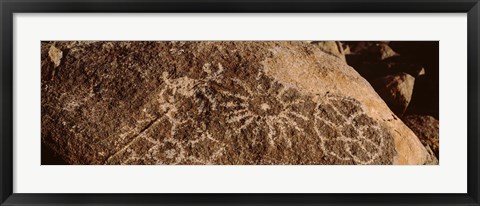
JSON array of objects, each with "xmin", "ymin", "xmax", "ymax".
[
  {"xmin": 373, "ymin": 72, "xmax": 415, "ymax": 117},
  {"xmin": 375, "ymin": 43, "xmax": 399, "ymax": 60},
  {"xmin": 402, "ymin": 115, "xmax": 439, "ymax": 160},
  {"xmin": 41, "ymin": 41, "xmax": 429, "ymax": 165},
  {"xmin": 346, "ymin": 42, "xmax": 398, "ymax": 61},
  {"xmin": 423, "ymin": 146, "xmax": 439, "ymax": 165},
  {"xmin": 311, "ymin": 41, "xmax": 346, "ymax": 61}
]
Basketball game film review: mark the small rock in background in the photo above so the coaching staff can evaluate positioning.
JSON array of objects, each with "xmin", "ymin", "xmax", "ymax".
[
  {"xmin": 402, "ymin": 115, "xmax": 439, "ymax": 163},
  {"xmin": 346, "ymin": 58, "xmax": 426, "ymax": 82},
  {"xmin": 48, "ymin": 45, "xmax": 63, "ymax": 67},
  {"xmin": 382, "ymin": 56, "xmax": 426, "ymax": 77},
  {"xmin": 373, "ymin": 72, "xmax": 415, "ymax": 116},
  {"xmin": 372, "ymin": 43, "xmax": 399, "ymax": 60},
  {"xmin": 345, "ymin": 41, "xmax": 398, "ymax": 61},
  {"xmin": 311, "ymin": 41, "xmax": 346, "ymax": 61}
]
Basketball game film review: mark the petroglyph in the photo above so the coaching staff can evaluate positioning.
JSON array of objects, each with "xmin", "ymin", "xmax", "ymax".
[
  {"xmin": 42, "ymin": 41, "xmax": 403, "ymax": 165},
  {"xmin": 104, "ymin": 62, "xmax": 394, "ymax": 165},
  {"xmin": 214, "ymin": 70, "xmax": 312, "ymax": 149},
  {"xmin": 314, "ymin": 95, "xmax": 395, "ymax": 164}
]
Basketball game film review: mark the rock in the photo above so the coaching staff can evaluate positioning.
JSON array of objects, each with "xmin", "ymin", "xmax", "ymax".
[
  {"xmin": 375, "ymin": 43, "xmax": 399, "ymax": 60},
  {"xmin": 343, "ymin": 44, "xmax": 351, "ymax": 55},
  {"xmin": 402, "ymin": 115, "xmax": 439, "ymax": 160},
  {"xmin": 350, "ymin": 60, "xmax": 425, "ymax": 86},
  {"xmin": 382, "ymin": 56, "xmax": 427, "ymax": 77},
  {"xmin": 373, "ymin": 72, "xmax": 415, "ymax": 116},
  {"xmin": 345, "ymin": 41, "xmax": 374, "ymax": 54},
  {"xmin": 424, "ymin": 146, "xmax": 439, "ymax": 165},
  {"xmin": 311, "ymin": 41, "xmax": 346, "ymax": 61},
  {"xmin": 344, "ymin": 41, "xmax": 398, "ymax": 61},
  {"xmin": 41, "ymin": 41, "xmax": 429, "ymax": 165},
  {"xmin": 48, "ymin": 45, "xmax": 63, "ymax": 67}
]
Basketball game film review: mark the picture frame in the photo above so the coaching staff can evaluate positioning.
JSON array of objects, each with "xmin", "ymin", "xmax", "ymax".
[{"xmin": 1, "ymin": 0, "xmax": 479, "ymax": 205}]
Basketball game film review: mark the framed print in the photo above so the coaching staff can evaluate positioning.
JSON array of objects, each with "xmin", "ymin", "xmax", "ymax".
[{"xmin": 1, "ymin": 0, "xmax": 479, "ymax": 205}]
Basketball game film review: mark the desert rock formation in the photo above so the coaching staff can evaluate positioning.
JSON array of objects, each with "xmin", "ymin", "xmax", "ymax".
[{"xmin": 41, "ymin": 41, "xmax": 429, "ymax": 165}]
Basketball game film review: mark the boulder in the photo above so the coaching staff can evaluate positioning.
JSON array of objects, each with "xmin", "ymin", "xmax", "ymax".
[
  {"xmin": 311, "ymin": 41, "xmax": 346, "ymax": 61},
  {"xmin": 344, "ymin": 43, "xmax": 404, "ymax": 83},
  {"xmin": 344, "ymin": 41, "xmax": 398, "ymax": 61},
  {"xmin": 375, "ymin": 43, "xmax": 399, "ymax": 60},
  {"xmin": 382, "ymin": 56, "xmax": 426, "ymax": 77},
  {"xmin": 373, "ymin": 72, "xmax": 415, "ymax": 116},
  {"xmin": 41, "ymin": 41, "xmax": 429, "ymax": 165},
  {"xmin": 423, "ymin": 146, "xmax": 439, "ymax": 165},
  {"xmin": 344, "ymin": 60, "xmax": 425, "ymax": 82}
]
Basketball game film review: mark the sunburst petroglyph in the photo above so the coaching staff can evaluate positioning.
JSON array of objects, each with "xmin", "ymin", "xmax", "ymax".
[
  {"xmin": 217, "ymin": 71, "xmax": 312, "ymax": 149},
  {"xmin": 105, "ymin": 61, "xmax": 395, "ymax": 165}
]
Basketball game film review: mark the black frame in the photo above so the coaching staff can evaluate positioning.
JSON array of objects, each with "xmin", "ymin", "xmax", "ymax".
[{"xmin": 1, "ymin": 0, "xmax": 479, "ymax": 205}]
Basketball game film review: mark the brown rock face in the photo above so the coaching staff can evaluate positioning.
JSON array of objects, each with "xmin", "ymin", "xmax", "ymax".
[
  {"xmin": 374, "ymin": 72, "xmax": 415, "ymax": 116},
  {"xmin": 346, "ymin": 41, "xmax": 398, "ymax": 61},
  {"xmin": 311, "ymin": 41, "xmax": 346, "ymax": 61},
  {"xmin": 41, "ymin": 41, "xmax": 428, "ymax": 165},
  {"xmin": 402, "ymin": 115, "xmax": 439, "ymax": 160}
]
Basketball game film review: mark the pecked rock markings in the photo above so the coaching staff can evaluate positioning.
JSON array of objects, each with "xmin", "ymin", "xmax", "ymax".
[{"xmin": 41, "ymin": 41, "xmax": 429, "ymax": 165}]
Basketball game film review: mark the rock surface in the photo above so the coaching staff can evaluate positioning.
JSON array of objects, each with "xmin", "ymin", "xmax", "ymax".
[
  {"xmin": 402, "ymin": 115, "xmax": 439, "ymax": 160},
  {"xmin": 345, "ymin": 42, "xmax": 398, "ymax": 61},
  {"xmin": 311, "ymin": 41, "xmax": 346, "ymax": 61},
  {"xmin": 41, "ymin": 41, "xmax": 429, "ymax": 165},
  {"xmin": 374, "ymin": 72, "xmax": 415, "ymax": 116}
]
